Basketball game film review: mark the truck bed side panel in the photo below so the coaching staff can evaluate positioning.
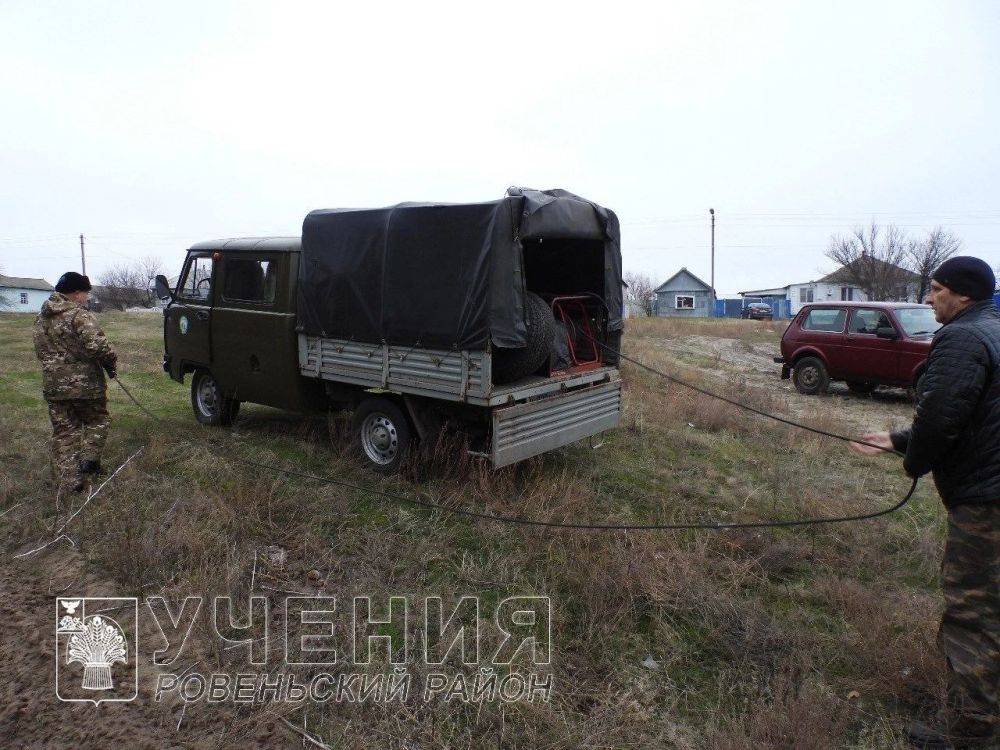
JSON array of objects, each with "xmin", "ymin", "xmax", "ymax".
[{"xmin": 300, "ymin": 334, "xmax": 618, "ymax": 407}]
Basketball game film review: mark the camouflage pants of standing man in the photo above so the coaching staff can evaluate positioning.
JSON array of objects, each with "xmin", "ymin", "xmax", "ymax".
[
  {"xmin": 46, "ymin": 397, "xmax": 110, "ymax": 493},
  {"xmin": 939, "ymin": 502, "xmax": 1000, "ymax": 740}
]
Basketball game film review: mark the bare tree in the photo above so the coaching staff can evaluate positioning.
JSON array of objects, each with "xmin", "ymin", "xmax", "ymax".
[
  {"xmin": 96, "ymin": 256, "xmax": 163, "ymax": 310},
  {"xmin": 907, "ymin": 227, "xmax": 962, "ymax": 301},
  {"xmin": 623, "ymin": 271, "xmax": 656, "ymax": 317},
  {"xmin": 824, "ymin": 223, "xmax": 913, "ymax": 301},
  {"xmin": 137, "ymin": 256, "xmax": 164, "ymax": 288}
]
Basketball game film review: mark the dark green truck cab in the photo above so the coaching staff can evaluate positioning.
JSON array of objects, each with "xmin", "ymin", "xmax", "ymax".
[
  {"xmin": 163, "ymin": 238, "xmax": 327, "ymax": 418},
  {"xmin": 157, "ymin": 189, "xmax": 624, "ymax": 473}
]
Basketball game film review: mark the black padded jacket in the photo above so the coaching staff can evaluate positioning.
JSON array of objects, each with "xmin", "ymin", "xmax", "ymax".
[{"xmin": 890, "ymin": 300, "xmax": 1000, "ymax": 508}]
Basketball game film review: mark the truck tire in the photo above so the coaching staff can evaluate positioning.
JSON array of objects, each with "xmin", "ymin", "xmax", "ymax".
[
  {"xmin": 492, "ymin": 292, "xmax": 555, "ymax": 384},
  {"xmin": 792, "ymin": 356, "xmax": 829, "ymax": 395},
  {"xmin": 191, "ymin": 369, "xmax": 240, "ymax": 426},
  {"xmin": 354, "ymin": 397, "xmax": 412, "ymax": 474}
]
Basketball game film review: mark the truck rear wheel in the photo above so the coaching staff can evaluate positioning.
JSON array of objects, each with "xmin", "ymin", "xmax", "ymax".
[
  {"xmin": 354, "ymin": 397, "xmax": 412, "ymax": 474},
  {"xmin": 191, "ymin": 369, "xmax": 240, "ymax": 426}
]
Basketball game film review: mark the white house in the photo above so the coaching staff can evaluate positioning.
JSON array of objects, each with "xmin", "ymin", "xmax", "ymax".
[
  {"xmin": 740, "ymin": 260, "xmax": 922, "ymax": 316},
  {"xmin": 0, "ymin": 275, "xmax": 54, "ymax": 313}
]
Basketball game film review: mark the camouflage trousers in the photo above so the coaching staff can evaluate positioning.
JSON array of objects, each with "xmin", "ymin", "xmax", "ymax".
[
  {"xmin": 939, "ymin": 502, "xmax": 1000, "ymax": 735},
  {"xmin": 46, "ymin": 397, "xmax": 110, "ymax": 491}
]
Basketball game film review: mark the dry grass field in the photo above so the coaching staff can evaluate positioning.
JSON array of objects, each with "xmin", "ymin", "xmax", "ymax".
[{"xmin": 0, "ymin": 311, "xmax": 948, "ymax": 748}]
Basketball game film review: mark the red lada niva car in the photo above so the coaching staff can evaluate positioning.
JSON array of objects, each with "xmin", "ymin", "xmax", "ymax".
[{"xmin": 776, "ymin": 302, "xmax": 940, "ymax": 395}]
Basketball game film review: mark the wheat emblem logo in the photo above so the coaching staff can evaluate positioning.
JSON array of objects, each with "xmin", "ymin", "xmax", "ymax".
[
  {"xmin": 55, "ymin": 597, "xmax": 138, "ymax": 704},
  {"xmin": 66, "ymin": 615, "xmax": 128, "ymax": 690}
]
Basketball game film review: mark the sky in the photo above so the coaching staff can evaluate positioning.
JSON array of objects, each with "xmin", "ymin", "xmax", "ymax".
[{"xmin": 1, "ymin": 1, "xmax": 998, "ymax": 296}]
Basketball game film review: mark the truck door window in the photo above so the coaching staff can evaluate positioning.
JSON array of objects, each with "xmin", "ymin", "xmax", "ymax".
[
  {"xmin": 850, "ymin": 309, "xmax": 892, "ymax": 335},
  {"xmin": 179, "ymin": 255, "xmax": 213, "ymax": 300},
  {"xmin": 222, "ymin": 258, "xmax": 276, "ymax": 304}
]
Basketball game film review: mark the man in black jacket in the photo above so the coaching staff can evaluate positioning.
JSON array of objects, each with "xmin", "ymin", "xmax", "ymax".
[{"xmin": 852, "ymin": 256, "xmax": 999, "ymax": 748}]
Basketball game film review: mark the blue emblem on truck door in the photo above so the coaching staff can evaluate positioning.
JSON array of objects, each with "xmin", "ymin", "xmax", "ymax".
[{"xmin": 179, "ymin": 315, "xmax": 189, "ymax": 335}]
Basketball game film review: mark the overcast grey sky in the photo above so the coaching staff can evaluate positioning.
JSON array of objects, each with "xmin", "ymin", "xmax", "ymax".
[{"xmin": 1, "ymin": 1, "xmax": 998, "ymax": 296}]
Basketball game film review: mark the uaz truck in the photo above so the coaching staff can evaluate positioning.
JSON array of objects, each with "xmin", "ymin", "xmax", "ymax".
[{"xmin": 155, "ymin": 188, "xmax": 623, "ymax": 473}]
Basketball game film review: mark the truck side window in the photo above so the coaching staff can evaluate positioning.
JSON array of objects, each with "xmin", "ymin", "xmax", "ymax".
[
  {"xmin": 223, "ymin": 258, "xmax": 276, "ymax": 304},
  {"xmin": 179, "ymin": 255, "xmax": 213, "ymax": 300}
]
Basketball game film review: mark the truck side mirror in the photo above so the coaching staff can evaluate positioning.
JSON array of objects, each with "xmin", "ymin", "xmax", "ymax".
[
  {"xmin": 154, "ymin": 274, "xmax": 173, "ymax": 301},
  {"xmin": 875, "ymin": 325, "xmax": 899, "ymax": 340}
]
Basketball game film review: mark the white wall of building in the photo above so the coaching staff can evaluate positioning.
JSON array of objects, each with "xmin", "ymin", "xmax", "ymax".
[
  {"xmin": 0, "ymin": 287, "xmax": 52, "ymax": 313},
  {"xmin": 788, "ymin": 282, "xmax": 869, "ymax": 314}
]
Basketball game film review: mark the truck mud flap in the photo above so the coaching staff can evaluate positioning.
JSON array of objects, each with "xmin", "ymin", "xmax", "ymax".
[{"xmin": 491, "ymin": 381, "xmax": 621, "ymax": 468}]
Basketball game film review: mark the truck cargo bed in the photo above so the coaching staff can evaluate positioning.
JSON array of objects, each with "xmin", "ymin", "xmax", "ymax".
[{"xmin": 299, "ymin": 334, "xmax": 620, "ymax": 407}]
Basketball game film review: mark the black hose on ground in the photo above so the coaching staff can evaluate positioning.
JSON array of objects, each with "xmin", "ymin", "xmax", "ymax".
[{"xmin": 112, "ymin": 365, "xmax": 919, "ymax": 533}]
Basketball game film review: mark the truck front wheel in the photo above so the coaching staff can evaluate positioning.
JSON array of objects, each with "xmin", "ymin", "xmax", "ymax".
[
  {"xmin": 191, "ymin": 369, "xmax": 240, "ymax": 426},
  {"xmin": 354, "ymin": 397, "xmax": 412, "ymax": 474}
]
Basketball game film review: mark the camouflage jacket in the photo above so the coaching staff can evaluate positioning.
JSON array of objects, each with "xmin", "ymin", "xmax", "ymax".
[{"xmin": 33, "ymin": 293, "xmax": 116, "ymax": 400}]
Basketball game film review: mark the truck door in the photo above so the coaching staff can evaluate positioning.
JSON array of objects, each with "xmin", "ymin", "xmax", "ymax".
[
  {"xmin": 210, "ymin": 251, "xmax": 302, "ymax": 409},
  {"xmin": 843, "ymin": 308, "xmax": 900, "ymax": 382},
  {"xmin": 165, "ymin": 252, "xmax": 214, "ymax": 380}
]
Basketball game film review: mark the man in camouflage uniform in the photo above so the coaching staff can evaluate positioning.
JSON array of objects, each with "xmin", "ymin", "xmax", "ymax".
[
  {"xmin": 853, "ymin": 257, "xmax": 999, "ymax": 748},
  {"xmin": 33, "ymin": 272, "xmax": 117, "ymax": 496}
]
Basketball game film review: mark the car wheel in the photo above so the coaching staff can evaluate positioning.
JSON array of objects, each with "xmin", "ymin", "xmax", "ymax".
[
  {"xmin": 847, "ymin": 381, "xmax": 877, "ymax": 395},
  {"xmin": 354, "ymin": 397, "xmax": 412, "ymax": 474},
  {"xmin": 792, "ymin": 356, "xmax": 829, "ymax": 395},
  {"xmin": 191, "ymin": 369, "xmax": 240, "ymax": 426}
]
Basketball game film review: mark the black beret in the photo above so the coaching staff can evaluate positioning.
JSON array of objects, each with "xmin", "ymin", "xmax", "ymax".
[
  {"xmin": 55, "ymin": 271, "xmax": 92, "ymax": 294},
  {"xmin": 932, "ymin": 256, "xmax": 995, "ymax": 301}
]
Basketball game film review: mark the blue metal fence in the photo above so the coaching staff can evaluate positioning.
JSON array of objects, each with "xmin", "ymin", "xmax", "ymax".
[
  {"xmin": 714, "ymin": 298, "xmax": 744, "ymax": 318},
  {"xmin": 714, "ymin": 297, "xmax": 791, "ymax": 319},
  {"xmin": 772, "ymin": 299, "xmax": 792, "ymax": 319}
]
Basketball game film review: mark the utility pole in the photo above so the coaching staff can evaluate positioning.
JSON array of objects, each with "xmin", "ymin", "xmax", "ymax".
[
  {"xmin": 79, "ymin": 234, "xmax": 86, "ymax": 275},
  {"xmin": 709, "ymin": 208, "xmax": 715, "ymax": 292}
]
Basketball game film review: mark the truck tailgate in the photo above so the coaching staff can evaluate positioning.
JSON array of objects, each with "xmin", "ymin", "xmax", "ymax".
[{"xmin": 491, "ymin": 381, "xmax": 621, "ymax": 468}]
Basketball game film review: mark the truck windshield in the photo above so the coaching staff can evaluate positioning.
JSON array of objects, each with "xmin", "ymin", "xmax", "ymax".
[
  {"xmin": 895, "ymin": 307, "xmax": 941, "ymax": 336},
  {"xmin": 180, "ymin": 254, "xmax": 213, "ymax": 300}
]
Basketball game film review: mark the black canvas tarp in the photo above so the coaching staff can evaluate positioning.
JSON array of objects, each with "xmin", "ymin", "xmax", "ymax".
[{"xmin": 296, "ymin": 188, "xmax": 622, "ymax": 351}]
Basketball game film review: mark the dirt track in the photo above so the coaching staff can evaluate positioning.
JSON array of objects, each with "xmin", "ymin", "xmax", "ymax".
[{"xmin": 660, "ymin": 334, "xmax": 916, "ymax": 434}]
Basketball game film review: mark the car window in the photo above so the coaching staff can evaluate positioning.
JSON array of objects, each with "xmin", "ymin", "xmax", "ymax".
[
  {"xmin": 179, "ymin": 255, "xmax": 213, "ymax": 301},
  {"xmin": 850, "ymin": 309, "xmax": 892, "ymax": 335},
  {"xmin": 801, "ymin": 308, "xmax": 846, "ymax": 332},
  {"xmin": 223, "ymin": 257, "xmax": 276, "ymax": 304},
  {"xmin": 895, "ymin": 307, "xmax": 941, "ymax": 336}
]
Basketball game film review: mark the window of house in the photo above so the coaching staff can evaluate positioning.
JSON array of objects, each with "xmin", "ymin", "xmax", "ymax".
[
  {"xmin": 801, "ymin": 308, "xmax": 847, "ymax": 332},
  {"xmin": 840, "ymin": 286, "xmax": 855, "ymax": 301},
  {"xmin": 675, "ymin": 295, "xmax": 695, "ymax": 309},
  {"xmin": 222, "ymin": 257, "xmax": 276, "ymax": 304},
  {"xmin": 799, "ymin": 287, "xmax": 814, "ymax": 303},
  {"xmin": 179, "ymin": 255, "xmax": 213, "ymax": 300},
  {"xmin": 850, "ymin": 308, "xmax": 893, "ymax": 335},
  {"xmin": 20, "ymin": 292, "xmax": 28, "ymax": 304}
]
